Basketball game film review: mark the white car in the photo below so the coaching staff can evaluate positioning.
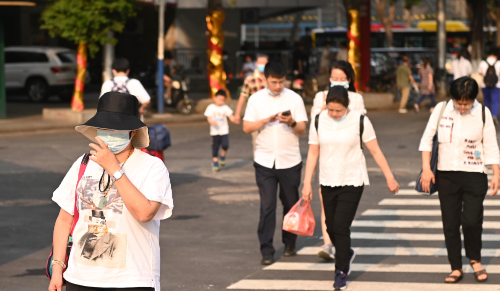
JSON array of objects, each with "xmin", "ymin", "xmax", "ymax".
[{"xmin": 5, "ymin": 46, "xmax": 76, "ymax": 102}]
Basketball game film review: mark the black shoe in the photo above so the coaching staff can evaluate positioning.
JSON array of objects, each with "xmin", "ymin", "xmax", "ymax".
[
  {"xmin": 261, "ymin": 254, "xmax": 274, "ymax": 265},
  {"xmin": 283, "ymin": 244, "xmax": 296, "ymax": 257}
]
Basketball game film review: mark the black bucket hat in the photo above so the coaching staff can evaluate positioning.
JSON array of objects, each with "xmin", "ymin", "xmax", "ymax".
[{"xmin": 75, "ymin": 92, "xmax": 149, "ymax": 148}]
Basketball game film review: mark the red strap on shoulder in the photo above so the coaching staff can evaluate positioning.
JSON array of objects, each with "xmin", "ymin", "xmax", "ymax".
[{"xmin": 70, "ymin": 154, "xmax": 90, "ymax": 235}]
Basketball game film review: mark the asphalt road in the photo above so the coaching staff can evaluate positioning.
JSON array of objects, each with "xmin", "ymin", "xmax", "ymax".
[{"xmin": 1, "ymin": 111, "xmax": 500, "ymax": 291}]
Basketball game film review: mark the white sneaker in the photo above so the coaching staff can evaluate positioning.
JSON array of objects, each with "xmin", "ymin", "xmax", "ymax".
[
  {"xmin": 399, "ymin": 109, "xmax": 408, "ymax": 114},
  {"xmin": 317, "ymin": 243, "xmax": 334, "ymax": 260},
  {"xmin": 414, "ymin": 104, "xmax": 420, "ymax": 113}
]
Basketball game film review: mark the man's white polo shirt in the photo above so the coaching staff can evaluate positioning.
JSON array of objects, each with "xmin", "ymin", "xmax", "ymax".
[{"xmin": 243, "ymin": 88, "xmax": 308, "ymax": 169}]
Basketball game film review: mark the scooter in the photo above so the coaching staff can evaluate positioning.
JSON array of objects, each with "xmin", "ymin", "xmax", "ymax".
[{"xmin": 164, "ymin": 66, "xmax": 193, "ymax": 115}]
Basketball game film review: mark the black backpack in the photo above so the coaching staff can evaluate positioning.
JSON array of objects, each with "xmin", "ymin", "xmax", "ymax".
[
  {"xmin": 315, "ymin": 113, "xmax": 365, "ymax": 151},
  {"xmin": 484, "ymin": 61, "xmax": 499, "ymax": 88}
]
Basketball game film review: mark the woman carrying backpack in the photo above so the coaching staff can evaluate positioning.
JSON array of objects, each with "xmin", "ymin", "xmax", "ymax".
[
  {"xmin": 478, "ymin": 48, "xmax": 500, "ymax": 124},
  {"xmin": 419, "ymin": 77, "xmax": 499, "ymax": 284},
  {"xmin": 302, "ymin": 86, "xmax": 400, "ymax": 290}
]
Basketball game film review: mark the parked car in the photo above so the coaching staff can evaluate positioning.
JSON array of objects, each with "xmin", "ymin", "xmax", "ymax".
[{"xmin": 5, "ymin": 46, "xmax": 76, "ymax": 102}]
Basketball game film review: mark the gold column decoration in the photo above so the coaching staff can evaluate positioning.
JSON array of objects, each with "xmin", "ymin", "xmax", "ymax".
[
  {"xmin": 347, "ymin": 9, "xmax": 361, "ymax": 92},
  {"xmin": 71, "ymin": 43, "xmax": 87, "ymax": 111},
  {"xmin": 206, "ymin": 10, "xmax": 230, "ymax": 99}
]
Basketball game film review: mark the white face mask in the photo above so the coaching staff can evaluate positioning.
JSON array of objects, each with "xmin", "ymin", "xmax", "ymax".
[
  {"xmin": 331, "ymin": 81, "xmax": 350, "ymax": 89},
  {"xmin": 97, "ymin": 130, "xmax": 131, "ymax": 154}
]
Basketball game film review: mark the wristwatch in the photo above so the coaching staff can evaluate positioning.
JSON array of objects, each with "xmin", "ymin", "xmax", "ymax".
[
  {"xmin": 111, "ymin": 170, "xmax": 125, "ymax": 182},
  {"xmin": 290, "ymin": 121, "xmax": 297, "ymax": 128}
]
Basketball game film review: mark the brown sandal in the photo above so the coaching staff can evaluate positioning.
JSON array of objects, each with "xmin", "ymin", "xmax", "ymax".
[
  {"xmin": 444, "ymin": 269, "xmax": 463, "ymax": 283},
  {"xmin": 470, "ymin": 261, "xmax": 488, "ymax": 282}
]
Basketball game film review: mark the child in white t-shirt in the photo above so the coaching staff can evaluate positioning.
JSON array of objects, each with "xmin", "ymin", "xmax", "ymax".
[{"xmin": 204, "ymin": 90, "xmax": 235, "ymax": 171}]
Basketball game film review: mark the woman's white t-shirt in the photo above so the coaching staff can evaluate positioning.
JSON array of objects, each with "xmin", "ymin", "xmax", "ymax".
[
  {"xmin": 204, "ymin": 104, "xmax": 233, "ymax": 136},
  {"xmin": 309, "ymin": 110, "xmax": 376, "ymax": 187},
  {"xmin": 311, "ymin": 90, "xmax": 366, "ymax": 120},
  {"xmin": 52, "ymin": 149, "xmax": 173, "ymax": 290}
]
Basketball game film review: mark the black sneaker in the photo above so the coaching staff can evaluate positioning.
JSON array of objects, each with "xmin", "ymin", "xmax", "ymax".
[
  {"xmin": 346, "ymin": 248, "xmax": 356, "ymax": 276},
  {"xmin": 261, "ymin": 254, "xmax": 274, "ymax": 265},
  {"xmin": 283, "ymin": 244, "xmax": 296, "ymax": 257},
  {"xmin": 334, "ymin": 270, "xmax": 347, "ymax": 290}
]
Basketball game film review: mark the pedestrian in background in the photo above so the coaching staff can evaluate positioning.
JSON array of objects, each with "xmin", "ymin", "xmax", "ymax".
[
  {"xmin": 317, "ymin": 43, "xmax": 335, "ymax": 90},
  {"xmin": 396, "ymin": 55, "xmax": 418, "ymax": 114},
  {"xmin": 302, "ymin": 86, "xmax": 399, "ymax": 290},
  {"xmin": 478, "ymin": 48, "xmax": 500, "ymax": 124},
  {"xmin": 242, "ymin": 61, "xmax": 308, "ymax": 266},
  {"xmin": 49, "ymin": 92, "xmax": 173, "ymax": 291},
  {"xmin": 451, "ymin": 49, "xmax": 472, "ymax": 80},
  {"xmin": 100, "ymin": 58, "xmax": 151, "ymax": 116},
  {"xmin": 419, "ymin": 77, "xmax": 499, "ymax": 284},
  {"xmin": 241, "ymin": 55, "xmax": 256, "ymax": 78},
  {"xmin": 204, "ymin": 89, "xmax": 235, "ymax": 172},
  {"xmin": 336, "ymin": 41, "xmax": 348, "ymax": 62},
  {"xmin": 310, "ymin": 61, "xmax": 366, "ymax": 261},
  {"xmin": 415, "ymin": 57, "xmax": 436, "ymax": 113}
]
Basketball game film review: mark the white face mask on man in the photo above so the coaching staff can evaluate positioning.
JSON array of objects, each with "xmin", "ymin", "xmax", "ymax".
[{"xmin": 97, "ymin": 130, "xmax": 132, "ymax": 154}]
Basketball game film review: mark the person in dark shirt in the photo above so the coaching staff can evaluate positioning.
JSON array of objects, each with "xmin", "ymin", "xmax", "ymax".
[{"xmin": 163, "ymin": 51, "xmax": 173, "ymax": 105}]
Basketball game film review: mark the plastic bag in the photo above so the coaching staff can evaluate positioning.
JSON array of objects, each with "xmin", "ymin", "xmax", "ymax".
[{"xmin": 283, "ymin": 198, "xmax": 316, "ymax": 237}]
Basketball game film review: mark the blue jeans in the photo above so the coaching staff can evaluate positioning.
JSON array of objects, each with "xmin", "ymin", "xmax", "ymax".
[
  {"xmin": 417, "ymin": 94, "xmax": 436, "ymax": 107},
  {"xmin": 482, "ymin": 87, "xmax": 500, "ymax": 118}
]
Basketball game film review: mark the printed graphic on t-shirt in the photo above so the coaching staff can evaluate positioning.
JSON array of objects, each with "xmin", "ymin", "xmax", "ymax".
[
  {"xmin": 463, "ymin": 139, "xmax": 483, "ymax": 166},
  {"xmin": 74, "ymin": 179, "xmax": 127, "ymax": 269}
]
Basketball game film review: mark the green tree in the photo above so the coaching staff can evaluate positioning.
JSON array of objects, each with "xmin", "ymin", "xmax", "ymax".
[{"xmin": 41, "ymin": 0, "xmax": 136, "ymax": 110}]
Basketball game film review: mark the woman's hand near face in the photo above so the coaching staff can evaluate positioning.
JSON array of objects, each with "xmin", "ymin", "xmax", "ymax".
[
  {"xmin": 89, "ymin": 137, "xmax": 121, "ymax": 175},
  {"xmin": 420, "ymin": 168, "xmax": 435, "ymax": 193}
]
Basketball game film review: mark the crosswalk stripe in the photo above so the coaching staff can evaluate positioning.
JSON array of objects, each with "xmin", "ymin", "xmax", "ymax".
[
  {"xmin": 379, "ymin": 198, "xmax": 500, "ymax": 206},
  {"xmin": 352, "ymin": 220, "xmax": 500, "ymax": 229},
  {"xmin": 297, "ymin": 246, "xmax": 500, "ymax": 257},
  {"xmin": 362, "ymin": 209, "xmax": 500, "ymax": 216},
  {"xmin": 264, "ymin": 262, "xmax": 500, "ymax": 273},
  {"xmin": 227, "ymin": 280, "xmax": 500, "ymax": 291},
  {"xmin": 396, "ymin": 189, "xmax": 431, "ymax": 195},
  {"xmin": 350, "ymin": 231, "xmax": 500, "ymax": 241}
]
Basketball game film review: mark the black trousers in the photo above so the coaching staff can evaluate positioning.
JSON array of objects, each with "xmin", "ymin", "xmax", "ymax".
[
  {"xmin": 212, "ymin": 134, "xmax": 229, "ymax": 158},
  {"xmin": 436, "ymin": 171, "xmax": 488, "ymax": 270},
  {"xmin": 255, "ymin": 162, "xmax": 302, "ymax": 256},
  {"xmin": 321, "ymin": 185, "xmax": 364, "ymax": 273},
  {"xmin": 67, "ymin": 282, "xmax": 154, "ymax": 291}
]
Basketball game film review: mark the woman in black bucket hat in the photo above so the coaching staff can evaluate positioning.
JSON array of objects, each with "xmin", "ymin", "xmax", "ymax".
[{"xmin": 49, "ymin": 92, "xmax": 174, "ymax": 291}]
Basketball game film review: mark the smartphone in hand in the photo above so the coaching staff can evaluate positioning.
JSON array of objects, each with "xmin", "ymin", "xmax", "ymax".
[{"xmin": 281, "ymin": 110, "xmax": 291, "ymax": 116}]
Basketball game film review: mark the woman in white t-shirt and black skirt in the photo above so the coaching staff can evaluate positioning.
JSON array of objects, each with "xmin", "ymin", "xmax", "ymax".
[
  {"xmin": 302, "ymin": 86, "xmax": 400, "ymax": 290},
  {"xmin": 419, "ymin": 77, "xmax": 500, "ymax": 283}
]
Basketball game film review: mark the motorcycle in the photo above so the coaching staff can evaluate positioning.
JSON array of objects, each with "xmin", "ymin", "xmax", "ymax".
[{"xmin": 165, "ymin": 66, "xmax": 193, "ymax": 115}]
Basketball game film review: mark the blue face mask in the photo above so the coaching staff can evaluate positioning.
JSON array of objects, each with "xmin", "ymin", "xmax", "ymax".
[
  {"xmin": 267, "ymin": 88, "xmax": 280, "ymax": 97},
  {"xmin": 97, "ymin": 130, "xmax": 131, "ymax": 154},
  {"xmin": 257, "ymin": 64, "xmax": 265, "ymax": 73},
  {"xmin": 331, "ymin": 111, "xmax": 348, "ymax": 123},
  {"xmin": 331, "ymin": 81, "xmax": 350, "ymax": 89}
]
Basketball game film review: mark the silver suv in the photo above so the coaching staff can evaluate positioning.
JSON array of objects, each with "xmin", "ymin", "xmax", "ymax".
[{"xmin": 5, "ymin": 46, "xmax": 76, "ymax": 102}]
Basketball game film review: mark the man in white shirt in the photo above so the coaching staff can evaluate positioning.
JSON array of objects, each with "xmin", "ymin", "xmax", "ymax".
[
  {"xmin": 478, "ymin": 48, "xmax": 500, "ymax": 122},
  {"xmin": 100, "ymin": 58, "xmax": 151, "ymax": 116},
  {"xmin": 243, "ymin": 62, "xmax": 308, "ymax": 265}
]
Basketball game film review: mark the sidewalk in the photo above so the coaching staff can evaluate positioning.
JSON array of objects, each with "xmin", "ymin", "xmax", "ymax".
[{"xmin": 0, "ymin": 113, "xmax": 207, "ymax": 134}]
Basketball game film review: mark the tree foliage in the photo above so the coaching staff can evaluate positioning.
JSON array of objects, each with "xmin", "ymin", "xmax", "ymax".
[{"xmin": 41, "ymin": 0, "xmax": 136, "ymax": 57}]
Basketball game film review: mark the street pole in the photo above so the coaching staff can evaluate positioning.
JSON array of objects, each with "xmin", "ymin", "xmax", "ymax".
[
  {"xmin": 157, "ymin": 0, "xmax": 165, "ymax": 114},
  {"xmin": 102, "ymin": 31, "xmax": 114, "ymax": 82},
  {"xmin": 255, "ymin": 25, "xmax": 259, "ymax": 49},
  {"xmin": 436, "ymin": 0, "xmax": 446, "ymax": 98},
  {"xmin": 317, "ymin": 8, "xmax": 322, "ymax": 29},
  {"xmin": 0, "ymin": 21, "xmax": 6, "ymax": 119}
]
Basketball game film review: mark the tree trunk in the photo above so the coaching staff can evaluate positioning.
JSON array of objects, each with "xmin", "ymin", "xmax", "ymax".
[
  {"xmin": 374, "ymin": 0, "xmax": 396, "ymax": 47},
  {"xmin": 404, "ymin": 8, "xmax": 413, "ymax": 28},
  {"xmin": 289, "ymin": 11, "xmax": 304, "ymax": 47},
  {"xmin": 467, "ymin": 0, "xmax": 485, "ymax": 70},
  {"xmin": 72, "ymin": 43, "xmax": 87, "ymax": 111},
  {"xmin": 490, "ymin": 8, "xmax": 500, "ymax": 47}
]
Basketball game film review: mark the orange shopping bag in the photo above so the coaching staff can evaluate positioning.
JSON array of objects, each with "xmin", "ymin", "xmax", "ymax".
[{"xmin": 282, "ymin": 198, "xmax": 316, "ymax": 237}]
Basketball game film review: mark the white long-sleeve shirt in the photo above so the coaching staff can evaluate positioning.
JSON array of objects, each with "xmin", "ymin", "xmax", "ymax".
[
  {"xmin": 311, "ymin": 90, "xmax": 366, "ymax": 120},
  {"xmin": 419, "ymin": 100, "xmax": 500, "ymax": 173},
  {"xmin": 451, "ymin": 57, "xmax": 472, "ymax": 80}
]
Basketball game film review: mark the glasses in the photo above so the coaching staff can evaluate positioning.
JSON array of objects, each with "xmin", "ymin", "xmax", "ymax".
[{"xmin": 453, "ymin": 101, "xmax": 473, "ymax": 109}]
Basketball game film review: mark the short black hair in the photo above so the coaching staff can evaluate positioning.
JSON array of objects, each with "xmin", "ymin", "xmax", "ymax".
[
  {"xmin": 164, "ymin": 51, "xmax": 173, "ymax": 60},
  {"xmin": 112, "ymin": 58, "xmax": 130, "ymax": 73},
  {"xmin": 215, "ymin": 89, "xmax": 227, "ymax": 98},
  {"xmin": 326, "ymin": 85, "xmax": 350, "ymax": 107},
  {"xmin": 264, "ymin": 61, "xmax": 287, "ymax": 79},
  {"xmin": 449, "ymin": 76, "xmax": 479, "ymax": 101},
  {"xmin": 488, "ymin": 47, "xmax": 498, "ymax": 57}
]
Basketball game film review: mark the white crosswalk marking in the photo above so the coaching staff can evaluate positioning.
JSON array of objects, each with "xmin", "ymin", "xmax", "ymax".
[
  {"xmin": 362, "ymin": 209, "xmax": 500, "ymax": 216},
  {"xmin": 227, "ymin": 173, "xmax": 500, "ymax": 290},
  {"xmin": 228, "ymin": 280, "xmax": 500, "ymax": 290},
  {"xmin": 297, "ymin": 246, "xmax": 500, "ymax": 257},
  {"xmin": 379, "ymin": 198, "xmax": 500, "ymax": 206}
]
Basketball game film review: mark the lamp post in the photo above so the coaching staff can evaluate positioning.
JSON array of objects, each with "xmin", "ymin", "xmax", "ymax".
[{"xmin": 157, "ymin": 0, "xmax": 165, "ymax": 114}]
